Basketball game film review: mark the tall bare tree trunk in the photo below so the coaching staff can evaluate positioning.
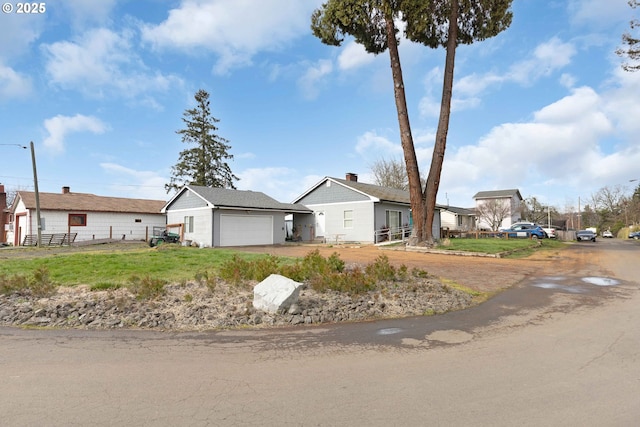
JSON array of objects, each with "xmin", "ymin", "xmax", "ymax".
[
  {"xmin": 384, "ymin": 14, "xmax": 425, "ymax": 241},
  {"xmin": 423, "ymin": 0, "xmax": 459, "ymax": 243}
]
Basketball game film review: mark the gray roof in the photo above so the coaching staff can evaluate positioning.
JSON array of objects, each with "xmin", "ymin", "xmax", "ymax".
[
  {"xmin": 473, "ymin": 189, "xmax": 522, "ymax": 200},
  {"xmin": 186, "ymin": 185, "xmax": 311, "ymax": 213},
  {"xmin": 331, "ymin": 178, "xmax": 411, "ymax": 204},
  {"xmin": 441, "ymin": 206, "xmax": 476, "ymax": 216}
]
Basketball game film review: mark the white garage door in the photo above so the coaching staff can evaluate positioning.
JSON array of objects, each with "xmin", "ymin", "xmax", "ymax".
[{"xmin": 220, "ymin": 215, "xmax": 273, "ymax": 246}]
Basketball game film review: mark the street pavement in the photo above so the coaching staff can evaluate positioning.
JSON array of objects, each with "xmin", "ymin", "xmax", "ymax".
[{"xmin": 1, "ymin": 239, "xmax": 639, "ymax": 426}]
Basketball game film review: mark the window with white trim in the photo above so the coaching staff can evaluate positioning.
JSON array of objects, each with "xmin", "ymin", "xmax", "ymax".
[
  {"xmin": 184, "ymin": 216, "xmax": 194, "ymax": 233},
  {"xmin": 385, "ymin": 210, "xmax": 402, "ymax": 229},
  {"xmin": 343, "ymin": 210, "xmax": 353, "ymax": 229}
]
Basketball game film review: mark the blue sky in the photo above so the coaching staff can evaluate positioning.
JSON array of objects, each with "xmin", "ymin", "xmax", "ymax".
[{"xmin": 1, "ymin": 0, "xmax": 639, "ymax": 210}]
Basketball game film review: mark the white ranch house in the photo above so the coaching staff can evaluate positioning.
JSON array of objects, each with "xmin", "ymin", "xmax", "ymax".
[{"xmin": 7, "ymin": 187, "xmax": 166, "ymax": 246}]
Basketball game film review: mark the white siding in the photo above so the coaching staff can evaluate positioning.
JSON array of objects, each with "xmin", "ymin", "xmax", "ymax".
[
  {"xmin": 167, "ymin": 207, "xmax": 213, "ymax": 247},
  {"xmin": 304, "ymin": 201, "xmax": 375, "ymax": 243},
  {"xmin": 10, "ymin": 202, "xmax": 165, "ymax": 245}
]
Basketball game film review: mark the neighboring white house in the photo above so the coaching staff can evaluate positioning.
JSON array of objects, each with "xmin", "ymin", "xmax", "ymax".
[
  {"xmin": 473, "ymin": 189, "xmax": 523, "ymax": 230},
  {"xmin": 440, "ymin": 206, "xmax": 476, "ymax": 232},
  {"xmin": 161, "ymin": 185, "xmax": 311, "ymax": 247},
  {"xmin": 8, "ymin": 186, "xmax": 166, "ymax": 246},
  {"xmin": 291, "ymin": 173, "xmax": 442, "ymax": 243}
]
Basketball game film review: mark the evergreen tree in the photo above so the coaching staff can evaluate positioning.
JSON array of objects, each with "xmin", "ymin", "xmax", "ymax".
[
  {"xmin": 165, "ymin": 89, "xmax": 238, "ymax": 193},
  {"xmin": 617, "ymin": 0, "xmax": 640, "ymax": 72},
  {"xmin": 311, "ymin": 0, "xmax": 513, "ymax": 244}
]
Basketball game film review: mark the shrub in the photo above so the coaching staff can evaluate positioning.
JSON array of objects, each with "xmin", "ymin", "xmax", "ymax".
[
  {"xmin": 252, "ymin": 255, "xmax": 281, "ymax": 282},
  {"xmin": 128, "ymin": 275, "xmax": 167, "ymax": 300},
  {"xmin": 195, "ymin": 270, "xmax": 217, "ymax": 292},
  {"xmin": 0, "ymin": 273, "xmax": 29, "ymax": 295},
  {"xmin": 0, "ymin": 266, "xmax": 56, "ymax": 297},
  {"xmin": 218, "ymin": 255, "xmax": 252, "ymax": 287},
  {"xmin": 365, "ymin": 255, "xmax": 396, "ymax": 282}
]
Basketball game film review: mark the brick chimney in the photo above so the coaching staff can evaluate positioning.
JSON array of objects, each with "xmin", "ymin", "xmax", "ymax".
[
  {"xmin": 62, "ymin": 186, "xmax": 70, "ymax": 194},
  {"xmin": 345, "ymin": 173, "xmax": 358, "ymax": 182}
]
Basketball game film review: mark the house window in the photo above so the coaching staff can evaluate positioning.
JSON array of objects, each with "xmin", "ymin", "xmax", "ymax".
[
  {"xmin": 457, "ymin": 215, "xmax": 463, "ymax": 227},
  {"xmin": 184, "ymin": 216, "xmax": 194, "ymax": 233},
  {"xmin": 40, "ymin": 217, "xmax": 46, "ymax": 231},
  {"xmin": 343, "ymin": 210, "xmax": 353, "ymax": 229},
  {"xmin": 69, "ymin": 214, "xmax": 87, "ymax": 226},
  {"xmin": 135, "ymin": 219, "xmax": 142, "ymax": 223},
  {"xmin": 385, "ymin": 210, "xmax": 402, "ymax": 229}
]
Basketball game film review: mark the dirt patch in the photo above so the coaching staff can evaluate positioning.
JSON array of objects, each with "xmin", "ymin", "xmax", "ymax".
[{"xmin": 235, "ymin": 243, "xmax": 569, "ymax": 293}]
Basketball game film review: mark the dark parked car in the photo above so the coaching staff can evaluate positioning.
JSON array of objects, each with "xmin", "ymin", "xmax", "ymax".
[
  {"xmin": 576, "ymin": 230, "xmax": 597, "ymax": 242},
  {"xmin": 629, "ymin": 231, "xmax": 640, "ymax": 240},
  {"xmin": 501, "ymin": 223, "xmax": 547, "ymax": 239}
]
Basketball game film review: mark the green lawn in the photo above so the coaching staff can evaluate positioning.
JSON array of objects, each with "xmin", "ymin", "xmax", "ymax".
[
  {"xmin": 0, "ymin": 245, "xmax": 279, "ymax": 288},
  {"xmin": 439, "ymin": 237, "xmax": 566, "ymax": 255},
  {"xmin": 0, "ymin": 238, "xmax": 567, "ymax": 289}
]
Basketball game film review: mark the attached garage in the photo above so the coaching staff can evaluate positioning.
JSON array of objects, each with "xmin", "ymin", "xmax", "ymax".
[{"xmin": 220, "ymin": 214, "xmax": 273, "ymax": 246}]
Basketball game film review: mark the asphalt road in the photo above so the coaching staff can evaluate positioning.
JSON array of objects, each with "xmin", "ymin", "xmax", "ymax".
[{"xmin": 1, "ymin": 239, "xmax": 639, "ymax": 426}]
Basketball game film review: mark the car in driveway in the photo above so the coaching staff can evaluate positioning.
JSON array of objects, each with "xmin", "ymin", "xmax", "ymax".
[
  {"xmin": 602, "ymin": 230, "xmax": 614, "ymax": 238},
  {"xmin": 630, "ymin": 231, "xmax": 640, "ymax": 240},
  {"xmin": 542, "ymin": 227, "xmax": 557, "ymax": 238},
  {"xmin": 501, "ymin": 223, "xmax": 547, "ymax": 239},
  {"xmin": 576, "ymin": 230, "xmax": 597, "ymax": 242}
]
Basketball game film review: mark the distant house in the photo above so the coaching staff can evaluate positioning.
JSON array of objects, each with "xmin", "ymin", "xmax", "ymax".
[
  {"xmin": 440, "ymin": 206, "xmax": 476, "ymax": 232},
  {"xmin": 473, "ymin": 189, "xmax": 523, "ymax": 230},
  {"xmin": 161, "ymin": 185, "xmax": 311, "ymax": 247},
  {"xmin": 8, "ymin": 186, "xmax": 166, "ymax": 246},
  {"xmin": 292, "ymin": 173, "xmax": 442, "ymax": 243}
]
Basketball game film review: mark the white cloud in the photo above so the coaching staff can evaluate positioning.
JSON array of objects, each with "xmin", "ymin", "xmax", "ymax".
[
  {"xmin": 602, "ymin": 67, "xmax": 640, "ymax": 137},
  {"xmin": 438, "ymin": 82, "xmax": 640, "ymax": 208},
  {"xmin": 42, "ymin": 28, "xmax": 182, "ymax": 99},
  {"xmin": 0, "ymin": 64, "xmax": 32, "ymax": 100},
  {"xmin": 355, "ymin": 131, "xmax": 403, "ymax": 158},
  {"xmin": 506, "ymin": 38, "xmax": 576, "ymax": 85},
  {"xmin": 338, "ymin": 42, "xmax": 376, "ymax": 71},
  {"xmin": 101, "ymin": 163, "xmax": 169, "ymax": 201},
  {"xmin": 236, "ymin": 167, "xmax": 298, "ymax": 202},
  {"xmin": 43, "ymin": 114, "xmax": 108, "ymax": 152},
  {"xmin": 58, "ymin": 0, "xmax": 119, "ymax": 29},
  {"xmin": 420, "ymin": 38, "xmax": 578, "ymax": 117},
  {"xmin": 568, "ymin": 0, "xmax": 631, "ymax": 28},
  {"xmin": 0, "ymin": 13, "xmax": 44, "ymax": 59},
  {"xmin": 141, "ymin": 0, "xmax": 323, "ymax": 74},
  {"xmin": 297, "ymin": 59, "xmax": 333, "ymax": 100}
]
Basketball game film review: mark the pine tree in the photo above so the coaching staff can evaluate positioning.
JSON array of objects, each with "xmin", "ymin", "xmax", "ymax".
[
  {"xmin": 311, "ymin": 0, "xmax": 513, "ymax": 244},
  {"xmin": 617, "ymin": 0, "xmax": 640, "ymax": 72},
  {"xmin": 165, "ymin": 89, "xmax": 238, "ymax": 193}
]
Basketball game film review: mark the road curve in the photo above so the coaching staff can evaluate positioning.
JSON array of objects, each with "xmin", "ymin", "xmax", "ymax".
[{"xmin": 1, "ymin": 239, "xmax": 639, "ymax": 426}]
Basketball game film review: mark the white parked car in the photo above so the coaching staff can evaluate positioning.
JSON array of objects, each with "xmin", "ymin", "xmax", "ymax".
[
  {"xmin": 602, "ymin": 230, "xmax": 614, "ymax": 238},
  {"xmin": 542, "ymin": 227, "xmax": 557, "ymax": 239}
]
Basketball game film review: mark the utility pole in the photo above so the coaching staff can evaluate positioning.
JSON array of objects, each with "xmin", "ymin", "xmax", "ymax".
[
  {"xmin": 30, "ymin": 141, "xmax": 42, "ymax": 247},
  {"xmin": 577, "ymin": 196, "xmax": 581, "ymax": 231}
]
